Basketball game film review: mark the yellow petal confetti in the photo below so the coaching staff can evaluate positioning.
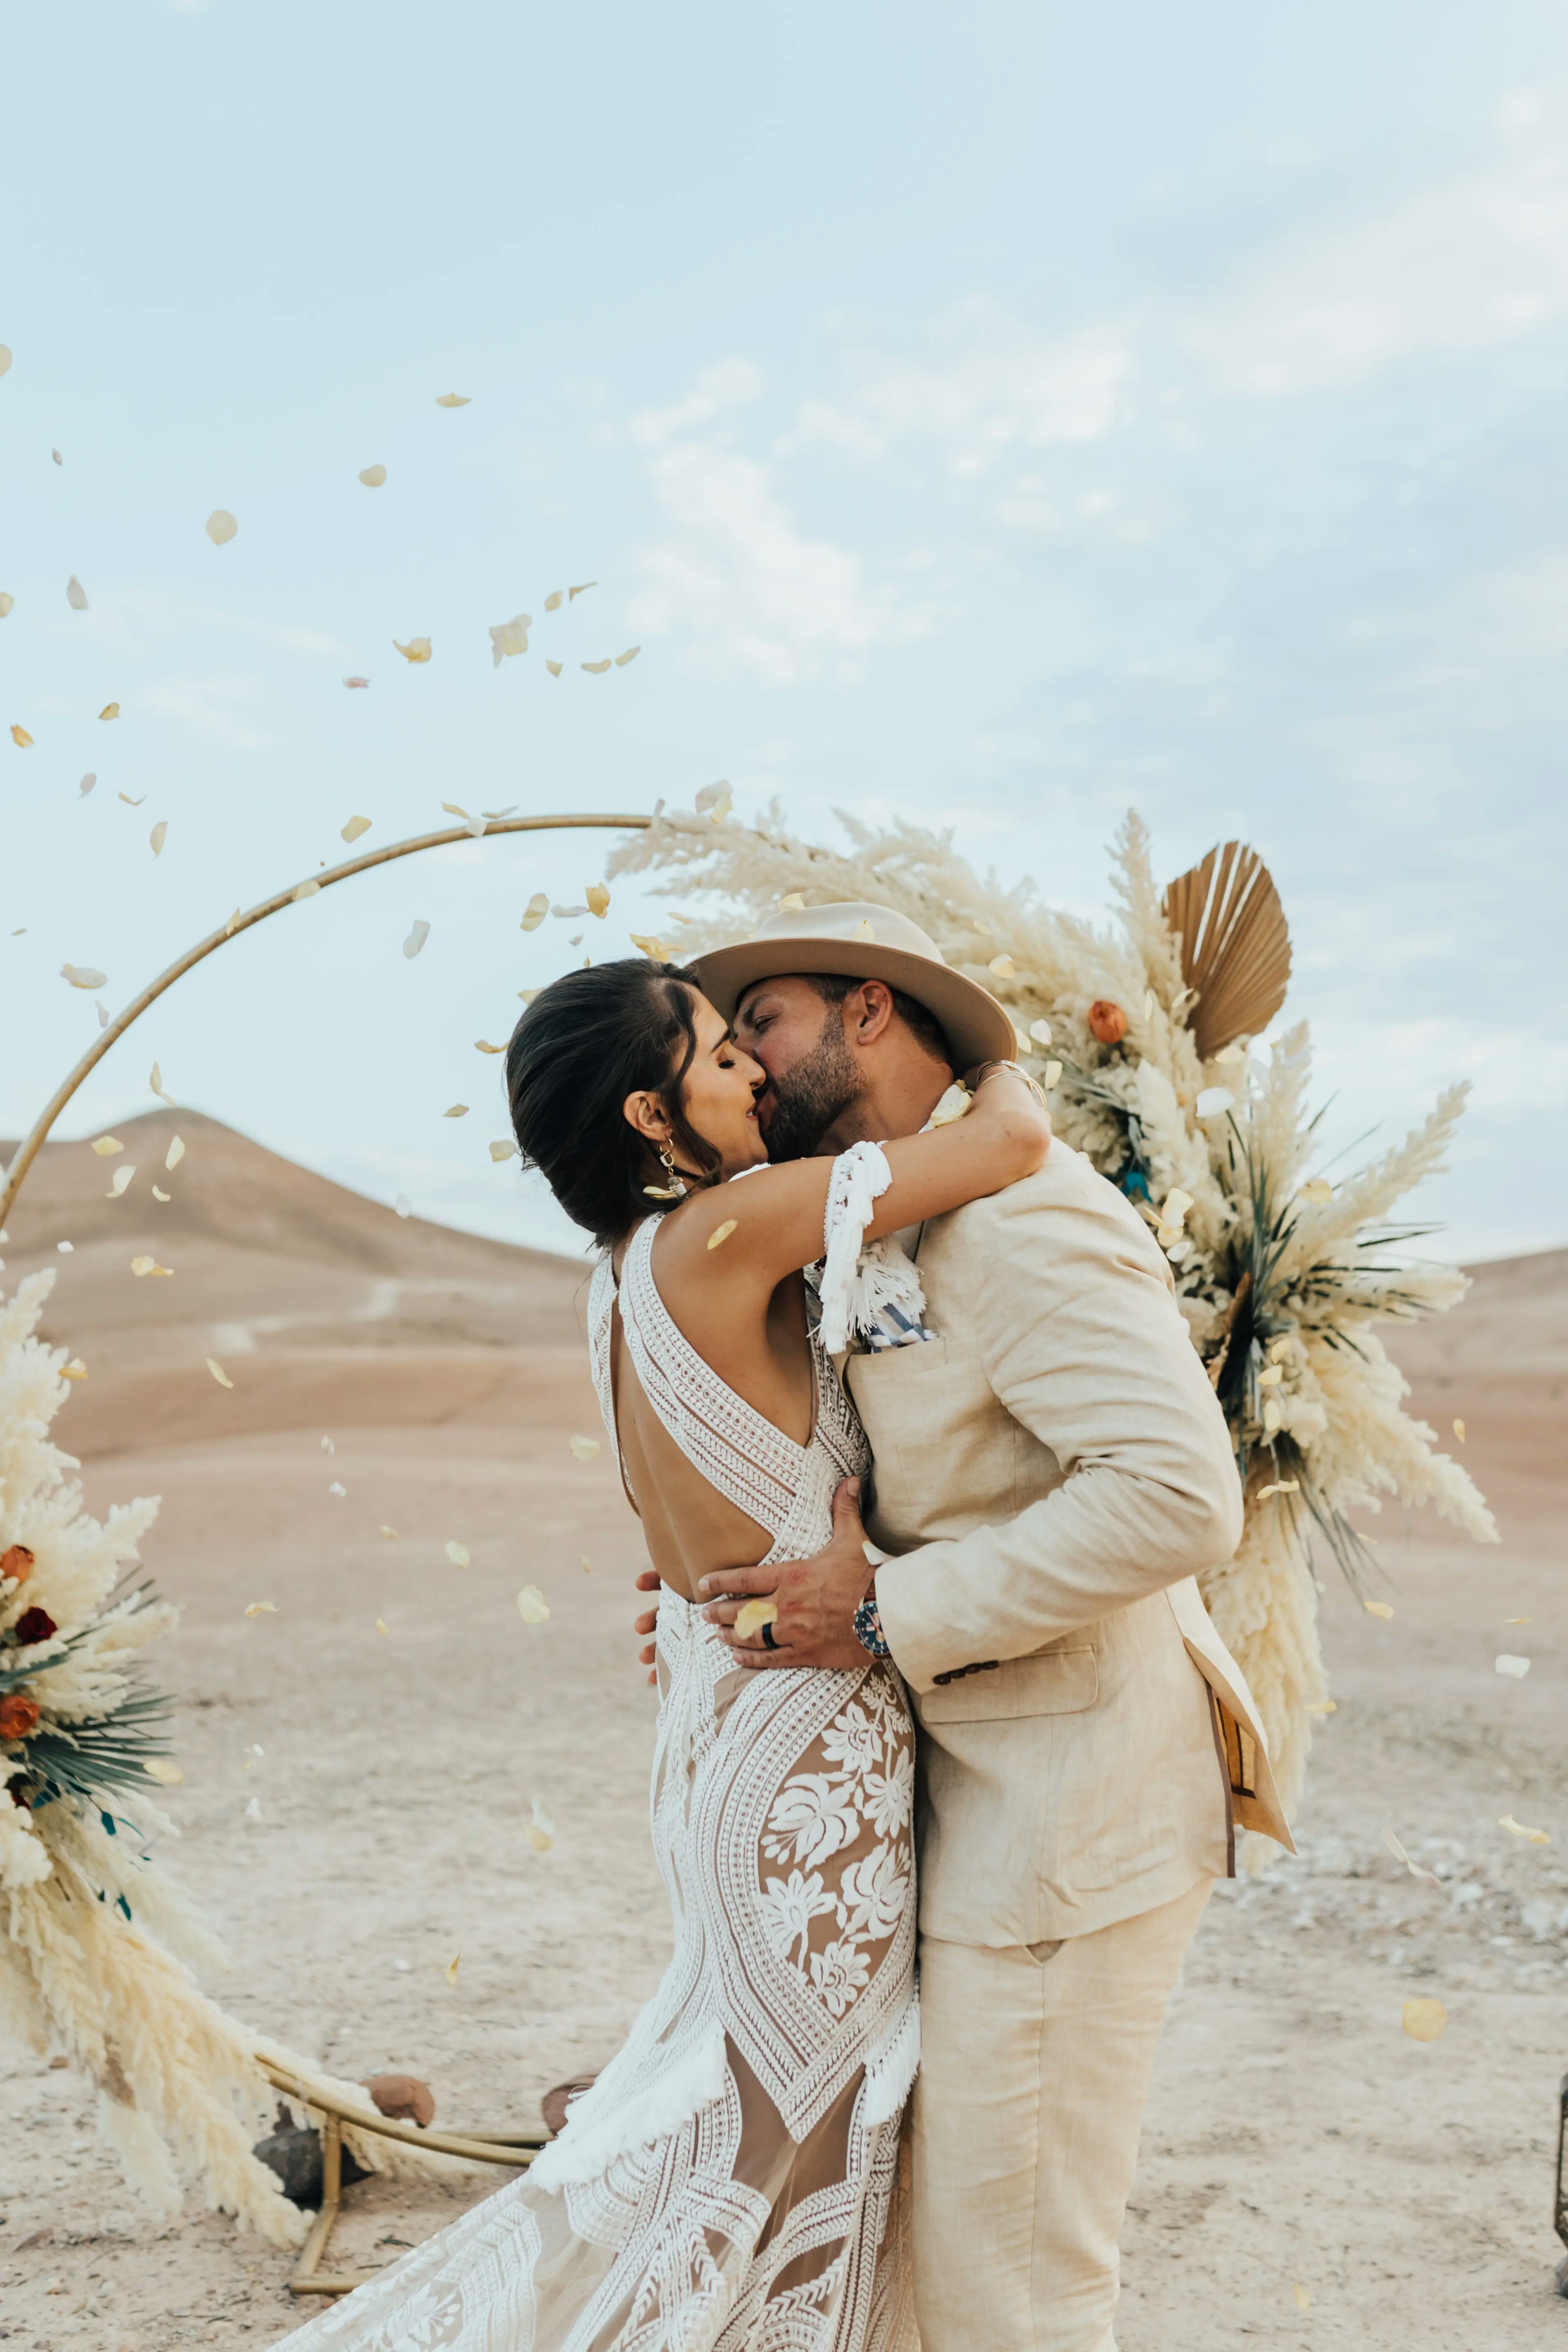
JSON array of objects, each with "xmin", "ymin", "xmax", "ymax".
[
  {"xmin": 1159, "ymin": 1188, "xmax": 1194, "ymax": 1232},
  {"xmin": 929, "ymin": 1082, "xmax": 973, "ymax": 1128},
  {"xmin": 854, "ymin": 920, "xmax": 878, "ymax": 940},
  {"xmin": 149, "ymin": 820, "xmax": 167, "ymax": 857},
  {"xmin": 143, "ymin": 1757, "xmax": 183, "ymax": 1785},
  {"xmin": 779, "ymin": 892, "xmax": 807, "ymax": 911},
  {"xmin": 735, "ymin": 1598, "xmax": 779, "ymax": 1641},
  {"xmin": 1305, "ymin": 1697, "xmax": 1337, "ymax": 1715},
  {"xmin": 11, "ymin": 725, "xmax": 33, "ymax": 748},
  {"xmin": 545, "ymin": 659, "xmax": 563, "ymax": 677},
  {"xmin": 586, "ymin": 883, "xmax": 610, "ymax": 918},
  {"xmin": 1498, "ymin": 1813, "xmax": 1550, "ymax": 1844},
  {"xmin": 359, "ymin": 463, "xmax": 387, "ymax": 487},
  {"xmin": 341, "ymin": 814, "xmax": 372, "ymax": 843},
  {"xmin": 445, "ymin": 1104, "xmax": 469, "ymax": 1118},
  {"xmin": 1364, "ymin": 1600, "xmax": 1394, "ymax": 1619},
  {"xmin": 376, "ymin": 1618, "xmax": 389, "ymax": 1636},
  {"xmin": 394, "ymin": 636, "xmax": 432, "ymax": 662},
  {"xmin": 205, "ymin": 509, "xmax": 238, "ymax": 546},
  {"xmin": 91, "ymin": 1135, "xmax": 124, "ymax": 1156},
  {"xmin": 1401, "ymin": 1998, "xmax": 1446, "ymax": 2043},
  {"xmin": 1495, "ymin": 1653, "xmax": 1532, "ymax": 1677},
  {"xmin": 403, "ymin": 919, "xmax": 431, "ymax": 959},
  {"xmin": 445, "ymin": 1953, "xmax": 460, "ymax": 1983},
  {"xmin": 119, "ymin": 791, "xmax": 145, "ymax": 806},
  {"xmin": 207, "ymin": 1359, "xmax": 233, "ymax": 1389},
  {"xmin": 517, "ymin": 987, "xmax": 541, "ymax": 1004},
  {"xmin": 1257, "ymin": 1365, "xmax": 1283, "ymax": 1389},
  {"xmin": 131, "ymin": 1255, "xmax": 156, "ymax": 1276},
  {"xmin": 568, "ymin": 581, "xmax": 596, "ymax": 601},
  {"xmin": 987, "ymin": 954, "xmax": 1015, "ymax": 979},
  {"xmin": 1028, "ymin": 1019, "xmax": 1053, "ymax": 1047},
  {"xmin": 516, "ymin": 1585, "xmax": 550, "ymax": 1624},
  {"xmin": 614, "ymin": 646, "xmax": 641, "ymax": 666},
  {"xmin": 60, "ymin": 1358, "xmax": 88, "ymax": 1381},
  {"xmin": 489, "ymin": 614, "xmax": 532, "ymax": 664},
  {"xmin": 544, "ymin": 589, "xmax": 564, "ymax": 612},
  {"xmin": 0, "ymin": 593, "xmax": 11, "ymax": 618},
  {"xmin": 707, "ymin": 1218, "xmax": 738, "ymax": 1250},
  {"xmin": 243, "ymin": 1601, "xmax": 278, "ymax": 1618},
  {"xmin": 436, "ymin": 392, "xmax": 470, "ymax": 407},
  {"xmin": 165, "ymin": 1135, "xmax": 185, "ymax": 1171},
  {"xmin": 1298, "ymin": 1177, "xmax": 1332, "ymax": 1204},
  {"xmin": 107, "ymin": 1165, "xmax": 137, "ymax": 1197},
  {"xmin": 521, "ymin": 891, "xmax": 549, "ymax": 931},
  {"xmin": 1452, "ymin": 1418, "xmax": 1465, "ymax": 1444},
  {"xmin": 581, "ymin": 1555, "xmax": 592, "ymax": 1574},
  {"xmin": 1256, "ymin": 1479, "xmax": 1299, "ymax": 1499},
  {"xmin": 293, "ymin": 880, "xmax": 320, "ymax": 900},
  {"xmin": 581, "ymin": 658, "xmax": 611, "ymax": 674},
  {"xmin": 1504, "ymin": 1615, "xmax": 1528, "ymax": 1624},
  {"xmin": 66, "ymin": 575, "xmax": 88, "ymax": 611},
  {"xmin": 0, "ymin": 347, "xmax": 7, "ymax": 376},
  {"xmin": 490, "ymin": 1139, "xmax": 518, "ymax": 1161},
  {"xmin": 568, "ymin": 1435, "xmax": 601, "ymax": 1462},
  {"xmin": 379, "ymin": 1526, "xmax": 399, "ymax": 1539},
  {"xmin": 1383, "ymin": 1826, "xmax": 1441, "ymax": 1884},
  {"xmin": 474, "ymin": 1039, "xmax": 504, "ymax": 1054},
  {"xmin": 151, "ymin": 1186, "xmax": 169, "ymax": 1201},
  {"xmin": 445, "ymin": 1541, "xmax": 470, "ymax": 1568},
  {"xmin": 698, "ymin": 781, "xmax": 733, "ymax": 823},
  {"xmin": 1043, "ymin": 1060, "xmax": 1063, "ymax": 1089},
  {"xmin": 1292, "ymin": 2284, "xmax": 1311, "ymax": 2313},
  {"xmin": 100, "ymin": 702, "xmax": 119, "ymax": 720},
  {"xmin": 1195, "ymin": 1087, "xmax": 1234, "ymax": 1118},
  {"xmin": 527, "ymin": 1797, "xmax": 555, "ymax": 1851}
]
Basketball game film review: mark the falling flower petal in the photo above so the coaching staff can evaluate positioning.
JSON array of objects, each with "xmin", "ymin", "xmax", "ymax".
[
  {"xmin": 614, "ymin": 646, "xmax": 640, "ymax": 666},
  {"xmin": 521, "ymin": 892, "xmax": 549, "ymax": 932},
  {"xmin": 52, "ymin": 448, "xmax": 62, "ymax": 465},
  {"xmin": 707, "ymin": 1218, "xmax": 738, "ymax": 1251},
  {"xmin": 0, "ymin": 347, "xmax": 8, "ymax": 377},
  {"xmin": 359, "ymin": 463, "xmax": 387, "ymax": 487},
  {"xmin": 1504, "ymin": 1615, "xmax": 1528, "ymax": 1624},
  {"xmin": 516, "ymin": 1585, "xmax": 550, "ymax": 1624},
  {"xmin": 1256, "ymin": 1479, "xmax": 1299, "ymax": 1500},
  {"xmin": 1499, "ymin": 1813, "xmax": 1550, "ymax": 1844},
  {"xmin": 1401, "ymin": 1998, "xmax": 1446, "ymax": 2043},
  {"xmin": 987, "ymin": 954, "xmax": 1015, "ymax": 979},
  {"xmin": 0, "ymin": 593, "xmax": 10, "ymax": 618},
  {"xmin": 435, "ymin": 392, "xmax": 470, "ymax": 407},
  {"xmin": 379, "ymin": 1526, "xmax": 399, "ymax": 1539},
  {"xmin": 79, "ymin": 771, "xmax": 96, "ymax": 796},
  {"xmin": 1214, "ymin": 1038, "xmax": 1250, "ymax": 1064},
  {"xmin": 66, "ymin": 575, "xmax": 88, "ymax": 610},
  {"xmin": 393, "ymin": 637, "xmax": 432, "ymax": 662},
  {"xmin": 165, "ymin": 1136, "xmax": 185, "ymax": 1171},
  {"xmin": 474, "ymin": 1039, "xmax": 503, "ymax": 1054},
  {"xmin": 62, "ymin": 963, "xmax": 107, "ymax": 989},
  {"xmin": 245, "ymin": 1796, "xmax": 263, "ymax": 1818},
  {"xmin": 205, "ymin": 509, "xmax": 238, "ymax": 546},
  {"xmin": 376, "ymin": 1618, "xmax": 389, "ymax": 1636},
  {"xmin": 149, "ymin": 821, "xmax": 167, "ymax": 858},
  {"xmin": 544, "ymin": 589, "xmax": 563, "ymax": 612},
  {"xmin": 57, "ymin": 1240, "xmax": 73, "ymax": 1253},
  {"xmin": 1297, "ymin": 1177, "xmax": 1332, "ymax": 1205},
  {"xmin": 322, "ymin": 1435, "xmax": 334, "ymax": 1452},
  {"xmin": 735, "ymin": 1599, "xmax": 779, "ymax": 1640},
  {"xmin": 581, "ymin": 658, "xmax": 611, "ymax": 674},
  {"xmin": 489, "ymin": 613, "xmax": 532, "ymax": 666},
  {"xmin": 130, "ymin": 1255, "xmax": 153, "ymax": 1276},
  {"xmin": 151, "ymin": 1187, "xmax": 169, "ymax": 1201},
  {"xmin": 585, "ymin": 883, "xmax": 610, "ymax": 918},
  {"xmin": 1028, "ymin": 1019, "xmax": 1053, "ymax": 1047},
  {"xmin": 695, "ymin": 781, "xmax": 732, "ymax": 823},
  {"xmin": 11, "ymin": 725, "xmax": 33, "ymax": 748},
  {"xmin": 243, "ymin": 1601, "xmax": 278, "ymax": 1617},
  {"xmin": 343, "ymin": 675, "xmax": 370, "ymax": 689},
  {"xmin": 929, "ymin": 1083, "xmax": 972, "ymax": 1129},
  {"xmin": 144, "ymin": 1757, "xmax": 183, "ymax": 1785},
  {"xmin": 581, "ymin": 1555, "xmax": 591, "ymax": 1574},
  {"xmin": 517, "ymin": 986, "xmax": 541, "ymax": 1004},
  {"xmin": 483, "ymin": 805, "xmax": 518, "ymax": 822},
  {"xmin": 1494, "ymin": 1653, "xmax": 1531, "ymax": 1677},
  {"xmin": 445, "ymin": 1952, "xmax": 460, "ymax": 1983},
  {"xmin": 1452, "ymin": 1418, "xmax": 1465, "ymax": 1444},
  {"xmin": 1364, "ymin": 1600, "xmax": 1394, "ymax": 1619},
  {"xmin": 92, "ymin": 1135, "xmax": 124, "ymax": 1156},
  {"xmin": 1159, "ymin": 1188, "xmax": 1194, "ymax": 1232},
  {"xmin": 489, "ymin": 1139, "xmax": 517, "ymax": 1162},
  {"xmin": 96, "ymin": 1002, "xmax": 109, "ymax": 1028},
  {"xmin": 568, "ymin": 581, "xmax": 596, "ymax": 601},
  {"xmin": 444, "ymin": 1104, "xmax": 469, "ymax": 1118},
  {"xmin": 60, "ymin": 1358, "xmax": 88, "ymax": 1381},
  {"xmin": 403, "ymin": 919, "xmax": 431, "ymax": 960},
  {"xmin": 527, "ymin": 1797, "xmax": 555, "ymax": 1851},
  {"xmin": 206, "ymin": 1359, "xmax": 234, "ymax": 1389},
  {"xmin": 1195, "ymin": 1087, "xmax": 1234, "ymax": 1118},
  {"xmin": 1383, "ymin": 1827, "xmax": 1441, "ymax": 1885},
  {"xmin": 568, "ymin": 1435, "xmax": 601, "ymax": 1462},
  {"xmin": 545, "ymin": 659, "xmax": 562, "ymax": 677},
  {"xmin": 119, "ymin": 792, "xmax": 145, "ymax": 806},
  {"xmin": 552, "ymin": 903, "xmax": 586, "ymax": 918},
  {"xmin": 341, "ymin": 815, "xmax": 372, "ymax": 844},
  {"xmin": 107, "ymin": 1165, "xmax": 136, "ymax": 1198},
  {"xmin": 444, "ymin": 1540, "xmax": 470, "ymax": 1569},
  {"xmin": 100, "ymin": 702, "xmax": 119, "ymax": 720},
  {"xmin": 1043, "ymin": 1060, "xmax": 1063, "ymax": 1089},
  {"xmin": 394, "ymin": 1194, "xmax": 412, "ymax": 1218},
  {"xmin": 293, "ymin": 880, "xmax": 321, "ymax": 901},
  {"xmin": 1292, "ymin": 2285, "xmax": 1311, "ymax": 2313},
  {"xmin": 328, "ymin": 1481, "xmax": 347, "ymax": 1498}
]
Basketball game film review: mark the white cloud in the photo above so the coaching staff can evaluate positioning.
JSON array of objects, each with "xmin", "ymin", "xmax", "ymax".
[
  {"xmin": 142, "ymin": 679, "xmax": 273, "ymax": 747},
  {"xmin": 628, "ymin": 361, "xmax": 938, "ymax": 685}
]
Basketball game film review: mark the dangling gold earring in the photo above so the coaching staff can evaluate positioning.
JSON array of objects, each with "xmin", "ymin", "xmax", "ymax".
[{"xmin": 642, "ymin": 1142, "xmax": 688, "ymax": 1203}]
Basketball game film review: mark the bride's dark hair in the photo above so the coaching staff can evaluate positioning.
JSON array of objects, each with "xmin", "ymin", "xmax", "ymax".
[{"xmin": 507, "ymin": 958, "xmax": 722, "ymax": 1248}]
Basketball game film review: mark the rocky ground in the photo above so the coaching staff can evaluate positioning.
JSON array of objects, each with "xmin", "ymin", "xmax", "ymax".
[{"xmin": 0, "ymin": 1119, "xmax": 1563, "ymax": 2348}]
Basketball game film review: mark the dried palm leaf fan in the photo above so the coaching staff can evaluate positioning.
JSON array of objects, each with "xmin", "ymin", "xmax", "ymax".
[{"xmin": 1162, "ymin": 840, "xmax": 1292, "ymax": 1060}]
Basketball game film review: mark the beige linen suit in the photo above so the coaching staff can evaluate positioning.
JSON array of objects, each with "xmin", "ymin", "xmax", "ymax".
[{"xmin": 847, "ymin": 1140, "xmax": 1292, "ymax": 2352}]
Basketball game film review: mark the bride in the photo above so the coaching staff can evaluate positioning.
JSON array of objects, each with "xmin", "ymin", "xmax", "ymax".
[{"xmin": 276, "ymin": 953, "xmax": 1048, "ymax": 2352}]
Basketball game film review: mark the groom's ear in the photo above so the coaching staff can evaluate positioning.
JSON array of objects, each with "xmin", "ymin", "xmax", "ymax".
[{"xmin": 847, "ymin": 979, "xmax": 897, "ymax": 1048}]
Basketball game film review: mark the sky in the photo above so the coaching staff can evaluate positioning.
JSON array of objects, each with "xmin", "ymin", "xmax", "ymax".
[{"xmin": 3, "ymin": 0, "xmax": 1566, "ymax": 1267}]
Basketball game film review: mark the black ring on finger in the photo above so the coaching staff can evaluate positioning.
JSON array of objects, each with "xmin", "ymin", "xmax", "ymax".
[{"xmin": 760, "ymin": 1620, "xmax": 780, "ymax": 1650}]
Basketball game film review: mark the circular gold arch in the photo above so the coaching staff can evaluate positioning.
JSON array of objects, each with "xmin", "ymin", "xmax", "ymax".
[{"xmin": 0, "ymin": 811, "xmax": 653, "ymax": 1227}]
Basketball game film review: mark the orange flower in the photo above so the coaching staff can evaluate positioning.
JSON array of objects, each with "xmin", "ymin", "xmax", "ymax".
[
  {"xmin": 1087, "ymin": 1000, "xmax": 1128, "ymax": 1046},
  {"xmin": 0, "ymin": 1694, "xmax": 40, "ymax": 1740},
  {"xmin": 0, "ymin": 1544, "xmax": 34, "ymax": 1586}
]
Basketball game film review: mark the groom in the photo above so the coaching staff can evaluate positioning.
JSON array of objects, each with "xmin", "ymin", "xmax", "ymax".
[{"xmin": 677, "ymin": 901, "xmax": 1292, "ymax": 2352}]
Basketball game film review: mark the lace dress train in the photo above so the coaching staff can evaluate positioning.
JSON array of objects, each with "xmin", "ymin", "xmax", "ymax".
[{"xmin": 275, "ymin": 1176, "xmax": 919, "ymax": 2351}]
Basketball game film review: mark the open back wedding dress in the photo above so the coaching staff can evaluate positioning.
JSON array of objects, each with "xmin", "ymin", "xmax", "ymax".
[{"xmin": 278, "ymin": 1169, "xmax": 920, "ymax": 2352}]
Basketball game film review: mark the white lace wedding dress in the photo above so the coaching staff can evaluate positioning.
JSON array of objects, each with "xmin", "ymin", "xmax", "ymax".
[{"xmin": 276, "ymin": 1163, "xmax": 920, "ymax": 2352}]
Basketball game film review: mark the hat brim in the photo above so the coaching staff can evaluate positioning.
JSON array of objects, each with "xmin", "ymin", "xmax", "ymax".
[{"xmin": 691, "ymin": 935, "xmax": 1018, "ymax": 1073}]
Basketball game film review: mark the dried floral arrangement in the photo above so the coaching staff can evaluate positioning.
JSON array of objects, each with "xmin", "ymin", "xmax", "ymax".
[
  {"xmin": 610, "ymin": 802, "xmax": 1497, "ymax": 1817},
  {"xmin": 0, "ymin": 1269, "xmax": 457, "ymax": 2240}
]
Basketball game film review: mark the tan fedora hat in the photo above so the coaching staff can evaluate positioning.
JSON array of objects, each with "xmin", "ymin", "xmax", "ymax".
[{"xmin": 692, "ymin": 901, "xmax": 1017, "ymax": 1071}]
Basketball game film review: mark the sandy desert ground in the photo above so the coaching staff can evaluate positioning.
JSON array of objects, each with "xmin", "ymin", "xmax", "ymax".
[{"xmin": 0, "ymin": 1109, "xmax": 1564, "ymax": 2350}]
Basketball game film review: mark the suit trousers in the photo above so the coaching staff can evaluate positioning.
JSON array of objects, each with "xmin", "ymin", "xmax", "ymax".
[{"xmin": 910, "ymin": 1875, "xmax": 1215, "ymax": 2352}]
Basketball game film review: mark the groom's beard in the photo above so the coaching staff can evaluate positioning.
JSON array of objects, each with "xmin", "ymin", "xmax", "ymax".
[{"xmin": 763, "ymin": 1016, "xmax": 860, "ymax": 1163}]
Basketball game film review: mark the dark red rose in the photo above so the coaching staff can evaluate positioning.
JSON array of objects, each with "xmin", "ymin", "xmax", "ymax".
[
  {"xmin": 0, "ymin": 1694, "xmax": 41, "ymax": 1741},
  {"xmin": 0, "ymin": 1545, "xmax": 35, "ymax": 1586},
  {"xmin": 12, "ymin": 1607, "xmax": 57, "ymax": 1646}
]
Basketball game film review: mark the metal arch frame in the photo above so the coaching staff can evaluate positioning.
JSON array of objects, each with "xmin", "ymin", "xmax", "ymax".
[{"xmin": 0, "ymin": 811, "xmax": 652, "ymax": 1228}]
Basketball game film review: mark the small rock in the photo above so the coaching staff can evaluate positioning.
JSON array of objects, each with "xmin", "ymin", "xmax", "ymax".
[
  {"xmin": 252, "ymin": 2107, "xmax": 367, "ymax": 2207},
  {"xmin": 363, "ymin": 2072, "xmax": 435, "ymax": 2129}
]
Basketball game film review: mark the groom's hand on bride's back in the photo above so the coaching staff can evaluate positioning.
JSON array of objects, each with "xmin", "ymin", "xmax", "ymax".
[
  {"xmin": 633, "ymin": 1567, "xmax": 661, "ymax": 1685},
  {"xmin": 698, "ymin": 1479, "xmax": 877, "ymax": 1673}
]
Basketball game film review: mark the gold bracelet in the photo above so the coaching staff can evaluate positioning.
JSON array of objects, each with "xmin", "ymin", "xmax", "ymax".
[{"xmin": 975, "ymin": 1058, "xmax": 1049, "ymax": 1110}]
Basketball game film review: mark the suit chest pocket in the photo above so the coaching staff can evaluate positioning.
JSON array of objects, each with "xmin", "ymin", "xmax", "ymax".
[{"xmin": 849, "ymin": 1342, "xmax": 1015, "ymax": 1542}]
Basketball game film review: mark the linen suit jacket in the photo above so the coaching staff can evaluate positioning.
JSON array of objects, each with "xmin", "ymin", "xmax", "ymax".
[{"xmin": 849, "ymin": 1139, "xmax": 1294, "ymax": 1948}]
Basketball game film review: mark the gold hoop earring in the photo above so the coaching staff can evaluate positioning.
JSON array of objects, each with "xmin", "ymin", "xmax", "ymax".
[{"xmin": 642, "ymin": 1142, "xmax": 688, "ymax": 1203}]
